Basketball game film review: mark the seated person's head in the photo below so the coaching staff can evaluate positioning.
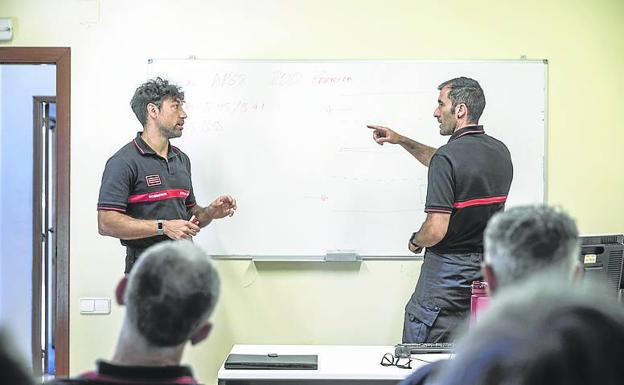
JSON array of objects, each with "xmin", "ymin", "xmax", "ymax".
[
  {"xmin": 483, "ymin": 205, "xmax": 580, "ymax": 293},
  {"xmin": 435, "ymin": 276, "xmax": 624, "ymax": 385},
  {"xmin": 116, "ymin": 240, "xmax": 220, "ymax": 349},
  {"xmin": 0, "ymin": 329, "xmax": 34, "ymax": 385}
]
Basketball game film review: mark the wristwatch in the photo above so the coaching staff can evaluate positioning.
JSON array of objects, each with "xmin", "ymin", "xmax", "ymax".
[
  {"xmin": 156, "ymin": 219, "xmax": 165, "ymax": 236},
  {"xmin": 409, "ymin": 233, "xmax": 420, "ymax": 248}
]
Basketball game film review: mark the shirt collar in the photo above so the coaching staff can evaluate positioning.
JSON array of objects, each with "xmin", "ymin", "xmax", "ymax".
[
  {"xmin": 448, "ymin": 125, "xmax": 485, "ymax": 143},
  {"xmin": 94, "ymin": 360, "xmax": 197, "ymax": 382},
  {"xmin": 133, "ymin": 132, "xmax": 180, "ymax": 159}
]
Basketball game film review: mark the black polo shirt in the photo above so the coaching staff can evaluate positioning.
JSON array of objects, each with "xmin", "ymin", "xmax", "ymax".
[
  {"xmin": 425, "ymin": 126, "xmax": 513, "ymax": 254},
  {"xmin": 97, "ymin": 132, "xmax": 197, "ymax": 250}
]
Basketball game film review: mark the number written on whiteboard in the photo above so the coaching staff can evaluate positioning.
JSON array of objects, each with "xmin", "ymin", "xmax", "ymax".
[
  {"xmin": 203, "ymin": 101, "xmax": 265, "ymax": 114},
  {"xmin": 271, "ymin": 71, "xmax": 302, "ymax": 87}
]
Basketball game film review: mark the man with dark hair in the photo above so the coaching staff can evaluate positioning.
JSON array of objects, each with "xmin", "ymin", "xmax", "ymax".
[
  {"xmin": 98, "ymin": 77, "xmax": 237, "ymax": 273},
  {"xmin": 48, "ymin": 240, "xmax": 220, "ymax": 385},
  {"xmin": 368, "ymin": 77, "xmax": 513, "ymax": 343}
]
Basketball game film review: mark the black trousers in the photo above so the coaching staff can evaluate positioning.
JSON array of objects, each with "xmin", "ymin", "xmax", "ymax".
[{"xmin": 125, "ymin": 247, "xmax": 147, "ymax": 274}]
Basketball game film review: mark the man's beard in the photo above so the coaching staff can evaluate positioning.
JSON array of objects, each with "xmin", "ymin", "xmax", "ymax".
[
  {"xmin": 160, "ymin": 125, "xmax": 182, "ymax": 139},
  {"xmin": 439, "ymin": 121, "xmax": 456, "ymax": 135},
  {"xmin": 438, "ymin": 110, "xmax": 458, "ymax": 135}
]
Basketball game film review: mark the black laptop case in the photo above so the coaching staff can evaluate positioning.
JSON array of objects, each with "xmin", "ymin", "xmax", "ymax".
[{"xmin": 224, "ymin": 353, "xmax": 318, "ymax": 370}]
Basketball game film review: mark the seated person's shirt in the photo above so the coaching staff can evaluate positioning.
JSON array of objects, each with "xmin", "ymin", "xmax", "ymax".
[{"xmin": 46, "ymin": 360, "xmax": 199, "ymax": 385}]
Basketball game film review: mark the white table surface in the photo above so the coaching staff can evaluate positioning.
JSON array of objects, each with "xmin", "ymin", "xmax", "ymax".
[{"xmin": 218, "ymin": 344, "xmax": 450, "ymax": 381}]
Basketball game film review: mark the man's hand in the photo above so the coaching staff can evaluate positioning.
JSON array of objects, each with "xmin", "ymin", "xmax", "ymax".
[
  {"xmin": 207, "ymin": 195, "xmax": 237, "ymax": 219},
  {"xmin": 408, "ymin": 238, "xmax": 423, "ymax": 254},
  {"xmin": 164, "ymin": 219, "xmax": 200, "ymax": 240},
  {"xmin": 367, "ymin": 125, "xmax": 401, "ymax": 145}
]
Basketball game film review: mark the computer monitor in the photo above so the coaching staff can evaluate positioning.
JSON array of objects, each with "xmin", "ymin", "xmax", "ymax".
[{"xmin": 579, "ymin": 234, "xmax": 624, "ymax": 301}]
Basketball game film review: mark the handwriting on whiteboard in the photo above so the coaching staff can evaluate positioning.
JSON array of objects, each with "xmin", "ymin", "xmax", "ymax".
[
  {"xmin": 202, "ymin": 100, "xmax": 266, "ymax": 114},
  {"xmin": 210, "ymin": 73, "xmax": 247, "ymax": 87}
]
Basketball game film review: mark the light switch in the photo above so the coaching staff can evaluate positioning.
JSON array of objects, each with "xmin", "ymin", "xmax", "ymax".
[
  {"xmin": 80, "ymin": 297, "xmax": 111, "ymax": 315},
  {"xmin": 0, "ymin": 19, "xmax": 13, "ymax": 41},
  {"xmin": 79, "ymin": 298, "xmax": 95, "ymax": 313},
  {"xmin": 94, "ymin": 298, "xmax": 111, "ymax": 314}
]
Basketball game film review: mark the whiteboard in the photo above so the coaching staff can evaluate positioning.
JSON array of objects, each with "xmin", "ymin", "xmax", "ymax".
[{"xmin": 148, "ymin": 60, "xmax": 547, "ymax": 258}]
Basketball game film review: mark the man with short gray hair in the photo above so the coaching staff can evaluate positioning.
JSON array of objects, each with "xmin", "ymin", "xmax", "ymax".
[
  {"xmin": 48, "ymin": 240, "xmax": 220, "ymax": 385},
  {"xmin": 398, "ymin": 204, "xmax": 581, "ymax": 385},
  {"xmin": 483, "ymin": 204, "xmax": 581, "ymax": 293},
  {"xmin": 433, "ymin": 276, "xmax": 624, "ymax": 385}
]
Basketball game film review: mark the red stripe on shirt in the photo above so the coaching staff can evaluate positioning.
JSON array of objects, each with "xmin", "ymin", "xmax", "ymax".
[
  {"xmin": 453, "ymin": 195, "xmax": 507, "ymax": 209},
  {"xmin": 425, "ymin": 208, "xmax": 453, "ymax": 214},
  {"xmin": 454, "ymin": 128, "xmax": 484, "ymax": 139},
  {"xmin": 97, "ymin": 205, "xmax": 126, "ymax": 213},
  {"xmin": 128, "ymin": 189, "xmax": 190, "ymax": 204},
  {"xmin": 133, "ymin": 139, "xmax": 146, "ymax": 155}
]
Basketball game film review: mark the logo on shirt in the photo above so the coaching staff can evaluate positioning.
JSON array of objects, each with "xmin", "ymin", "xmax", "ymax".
[{"xmin": 145, "ymin": 174, "xmax": 162, "ymax": 187}]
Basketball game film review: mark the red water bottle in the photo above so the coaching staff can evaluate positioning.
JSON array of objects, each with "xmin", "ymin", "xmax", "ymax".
[{"xmin": 470, "ymin": 281, "xmax": 490, "ymax": 326}]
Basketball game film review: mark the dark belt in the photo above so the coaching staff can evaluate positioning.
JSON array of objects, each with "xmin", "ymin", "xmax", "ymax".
[
  {"xmin": 429, "ymin": 247, "xmax": 484, "ymax": 255},
  {"xmin": 125, "ymin": 247, "xmax": 147, "ymax": 274}
]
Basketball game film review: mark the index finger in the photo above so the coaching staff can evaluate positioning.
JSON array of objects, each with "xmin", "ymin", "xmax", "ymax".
[
  {"xmin": 219, "ymin": 195, "xmax": 234, "ymax": 204},
  {"xmin": 221, "ymin": 195, "xmax": 237, "ymax": 208}
]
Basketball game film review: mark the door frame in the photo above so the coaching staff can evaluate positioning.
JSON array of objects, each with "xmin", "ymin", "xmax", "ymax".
[
  {"xmin": 32, "ymin": 95, "xmax": 57, "ymax": 375},
  {"xmin": 0, "ymin": 47, "xmax": 71, "ymax": 377}
]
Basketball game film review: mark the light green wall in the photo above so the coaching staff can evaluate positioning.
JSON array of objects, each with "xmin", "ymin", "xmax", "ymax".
[{"xmin": 1, "ymin": 0, "xmax": 623, "ymax": 384}]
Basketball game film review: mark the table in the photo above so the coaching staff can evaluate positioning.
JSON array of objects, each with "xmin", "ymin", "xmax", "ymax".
[{"xmin": 217, "ymin": 344, "xmax": 450, "ymax": 385}]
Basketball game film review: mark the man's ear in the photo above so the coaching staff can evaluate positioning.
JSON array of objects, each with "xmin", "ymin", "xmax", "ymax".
[
  {"xmin": 115, "ymin": 276, "xmax": 129, "ymax": 305},
  {"xmin": 483, "ymin": 263, "xmax": 498, "ymax": 295},
  {"xmin": 190, "ymin": 322, "xmax": 212, "ymax": 346},
  {"xmin": 455, "ymin": 104, "xmax": 467, "ymax": 119},
  {"xmin": 147, "ymin": 103, "xmax": 159, "ymax": 119}
]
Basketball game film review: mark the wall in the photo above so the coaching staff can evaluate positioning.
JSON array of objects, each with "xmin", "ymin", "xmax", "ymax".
[
  {"xmin": 1, "ymin": 0, "xmax": 623, "ymax": 383},
  {"xmin": 0, "ymin": 65, "xmax": 3, "ymax": 318},
  {"xmin": 0, "ymin": 63, "xmax": 56, "ymax": 363}
]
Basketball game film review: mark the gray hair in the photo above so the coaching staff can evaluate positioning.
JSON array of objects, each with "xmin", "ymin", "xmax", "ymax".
[
  {"xmin": 484, "ymin": 205, "xmax": 580, "ymax": 287},
  {"xmin": 435, "ymin": 275, "xmax": 624, "ymax": 385},
  {"xmin": 438, "ymin": 77, "xmax": 485, "ymax": 124},
  {"xmin": 130, "ymin": 77, "xmax": 185, "ymax": 126},
  {"xmin": 125, "ymin": 240, "xmax": 220, "ymax": 347}
]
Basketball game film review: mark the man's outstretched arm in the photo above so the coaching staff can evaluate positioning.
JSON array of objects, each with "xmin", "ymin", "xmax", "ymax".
[{"xmin": 367, "ymin": 125, "xmax": 437, "ymax": 167}]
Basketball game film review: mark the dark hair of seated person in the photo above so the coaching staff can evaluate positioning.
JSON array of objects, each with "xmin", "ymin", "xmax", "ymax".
[{"xmin": 0, "ymin": 329, "xmax": 35, "ymax": 385}]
